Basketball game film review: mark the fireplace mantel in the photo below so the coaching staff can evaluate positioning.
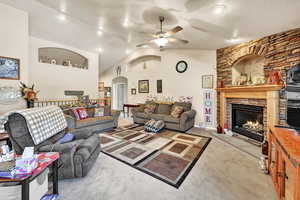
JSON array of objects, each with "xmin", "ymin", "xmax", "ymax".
[
  {"xmin": 217, "ymin": 84, "xmax": 283, "ymax": 134},
  {"xmin": 216, "ymin": 84, "xmax": 283, "ymax": 93}
]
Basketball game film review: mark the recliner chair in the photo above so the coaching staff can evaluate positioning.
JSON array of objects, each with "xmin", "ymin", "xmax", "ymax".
[{"xmin": 5, "ymin": 113, "xmax": 101, "ymax": 179}]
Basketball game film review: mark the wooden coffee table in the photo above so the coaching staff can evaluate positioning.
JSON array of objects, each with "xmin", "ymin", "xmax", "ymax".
[{"xmin": 0, "ymin": 152, "xmax": 60, "ymax": 200}]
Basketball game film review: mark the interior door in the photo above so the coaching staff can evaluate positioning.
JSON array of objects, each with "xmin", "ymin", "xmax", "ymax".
[{"xmin": 116, "ymin": 83, "xmax": 125, "ymax": 110}]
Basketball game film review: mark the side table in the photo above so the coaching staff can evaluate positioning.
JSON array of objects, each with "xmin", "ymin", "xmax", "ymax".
[
  {"xmin": 0, "ymin": 152, "xmax": 60, "ymax": 200},
  {"xmin": 123, "ymin": 104, "xmax": 140, "ymax": 117},
  {"xmin": 0, "ymin": 132, "xmax": 12, "ymax": 149}
]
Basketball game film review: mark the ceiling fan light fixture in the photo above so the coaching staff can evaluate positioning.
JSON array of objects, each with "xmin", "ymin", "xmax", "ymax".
[
  {"xmin": 214, "ymin": 4, "xmax": 226, "ymax": 14},
  {"xmin": 154, "ymin": 37, "xmax": 168, "ymax": 47}
]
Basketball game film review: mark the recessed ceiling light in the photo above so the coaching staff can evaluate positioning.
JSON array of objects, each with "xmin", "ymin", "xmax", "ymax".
[
  {"xmin": 97, "ymin": 30, "xmax": 103, "ymax": 36},
  {"xmin": 214, "ymin": 4, "xmax": 226, "ymax": 14},
  {"xmin": 97, "ymin": 48, "xmax": 103, "ymax": 53},
  {"xmin": 58, "ymin": 14, "xmax": 66, "ymax": 21}
]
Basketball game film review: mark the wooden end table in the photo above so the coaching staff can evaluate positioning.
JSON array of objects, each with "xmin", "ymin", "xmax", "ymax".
[
  {"xmin": 123, "ymin": 104, "xmax": 140, "ymax": 117},
  {"xmin": 0, "ymin": 152, "xmax": 60, "ymax": 200}
]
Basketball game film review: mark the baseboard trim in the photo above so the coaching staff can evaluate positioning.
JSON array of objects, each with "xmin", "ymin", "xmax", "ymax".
[{"xmin": 194, "ymin": 125, "xmax": 217, "ymax": 131}]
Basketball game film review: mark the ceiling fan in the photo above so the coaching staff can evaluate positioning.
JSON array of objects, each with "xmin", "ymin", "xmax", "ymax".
[{"xmin": 136, "ymin": 16, "xmax": 188, "ymax": 49}]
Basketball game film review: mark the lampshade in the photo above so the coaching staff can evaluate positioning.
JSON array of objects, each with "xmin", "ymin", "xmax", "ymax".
[{"xmin": 154, "ymin": 37, "xmax": 168, "ymax": 47}]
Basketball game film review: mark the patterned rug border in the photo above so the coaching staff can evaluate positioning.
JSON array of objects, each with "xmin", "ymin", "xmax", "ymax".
[{"xmin": 101, "ymin": 127, "xmax": 212, "ymax": 189}]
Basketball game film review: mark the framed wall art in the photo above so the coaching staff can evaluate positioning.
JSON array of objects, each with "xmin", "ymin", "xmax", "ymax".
[
  {"xmin": 138, "ymin": 80, "xmax": 149, "ymax": 93},
  {"xmin": 202, "ymin": 75, "xmax": 214, "ymax": 89},
  {"xmin": 99, "ymin": 82, "xmax": 105, "ymax": 92},
  {"xmin": 0, "ymin": 56, "xmax": 20, "ymax": 80},
  {"xmin": 131, "ymin": 88, "xmax": 136, "ymax": 95},
  {"xmin": 157, "ymin": 80, "xmax": 162, "ymax": 93}
]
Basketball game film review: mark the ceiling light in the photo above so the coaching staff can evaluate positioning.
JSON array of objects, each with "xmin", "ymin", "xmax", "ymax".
[
  {"xmin": 97, "ymin": 30, "xmax": 103, "ymax": 36},
  {"xmin": 154, "ymin": 37, "xmax": 168, "ymax": 47},
  {"xmin": 97, "ymin": 48, "xmax": 103, "ymax": 53},
  {"xmin": 214, "ymin": 4, "xmax": 226, "ymax": 14},
  {"xmin": 123, "ymin": 21, "xmax": 129, "ymax": 28},
  {"xmin": 126, "ymin": 49, "xmax": 131, "ymax": 54},
  {"xmin": 58, "ymin": 14, "xmax": 66, "ymax": 21}
]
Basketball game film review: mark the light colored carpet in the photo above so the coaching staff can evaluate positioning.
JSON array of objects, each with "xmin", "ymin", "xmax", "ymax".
[{"xmin": 59, "ymin": 119, "xmax": 276, "ymax": 200}]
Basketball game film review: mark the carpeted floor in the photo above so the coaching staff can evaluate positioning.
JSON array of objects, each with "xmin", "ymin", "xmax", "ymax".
[
  {"xmin": 59, "ymin": 118, "xmax": 276, "ymax": 200},
  {"xmin": 100, "ymin": 125, "xmax": 211, "ymax": 188}
]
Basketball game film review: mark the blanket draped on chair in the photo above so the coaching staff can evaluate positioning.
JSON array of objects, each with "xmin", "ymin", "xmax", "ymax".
[{"xmin": 8, "ymin": 106, "xmax": 67, "ymax": 145}]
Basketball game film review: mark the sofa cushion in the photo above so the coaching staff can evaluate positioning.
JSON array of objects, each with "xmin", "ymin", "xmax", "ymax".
[
  {"xmin": 134, "ymin": 112, "xmax": 151, "ymax": 119},
  {"xmin": 156, "ymin": 104, "xmax": 172, "ymax": 115},
  {"xmin": 78, "ymin": 134, "xmax": 99, "ymax": 154},
  {"xmin": 76, "ymin": 116, "xmax": 113, "ymax": 129},
  {"xmin": 164, "ymin": 115, "xmax": 180, "ymax": 124},
  {"xmin": 150, "ymin": 114, "xmax": 167, "ymax": 121},
  {"xmin": 172, "ymin": 102, "xmax": 192, "ymax": 112}
]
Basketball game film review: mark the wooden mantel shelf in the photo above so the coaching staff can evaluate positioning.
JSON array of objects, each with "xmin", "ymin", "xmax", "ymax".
[{"xmin": 216, "ymin": 84, "xmax": 284, "ymax": 92}]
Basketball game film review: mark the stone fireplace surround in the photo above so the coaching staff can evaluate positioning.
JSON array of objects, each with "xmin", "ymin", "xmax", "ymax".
[{"xmin": 216, "ymin": 27, "xmax": 300, "ymax": 127}]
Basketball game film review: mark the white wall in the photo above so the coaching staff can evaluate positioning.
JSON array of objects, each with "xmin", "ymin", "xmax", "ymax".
[
  {"xmin": 100, "ymin": 48, "xmax": 217, "ymax": 128},
  {"xmin": 29, "ymin": 37, "xmax": 99, "ymax": 99},
  {"xmin": 0, "ymin": 3, "xmax": 29, "ymax": 86}
]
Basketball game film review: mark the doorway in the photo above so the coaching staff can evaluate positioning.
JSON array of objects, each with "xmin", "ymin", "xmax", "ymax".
[{"xmin": 112, "ymin": 76, "xmax": 128, "ymax": 111}]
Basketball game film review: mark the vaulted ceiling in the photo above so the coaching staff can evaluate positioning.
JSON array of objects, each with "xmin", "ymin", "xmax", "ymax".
[{"xmin": 1, "ymin": 0, "xmax": 300, "ymax": 72}]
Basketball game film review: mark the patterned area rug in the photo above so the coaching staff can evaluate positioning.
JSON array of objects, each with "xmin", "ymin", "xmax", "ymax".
[{"xmin": 100, "ymin": 124, "xmax": 211, "ymax": 188}]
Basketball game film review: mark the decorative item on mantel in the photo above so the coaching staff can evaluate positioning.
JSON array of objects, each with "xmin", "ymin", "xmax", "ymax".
[
  {"xmin": 268, "ymin": 70, "xmax": 283, "ymax": 85},
  {"xmin": 20, "ymin": 82, "xmax": 39, "ymax": 108},
  {"xmin": 217, "ymin": 80, "xmax": 225, "ymax": 88}
]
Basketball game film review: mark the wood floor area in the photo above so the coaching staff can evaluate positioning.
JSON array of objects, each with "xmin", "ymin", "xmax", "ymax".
[{"xmin": 59, "ymin": 118, "xmax": 276, "ymax": 200}]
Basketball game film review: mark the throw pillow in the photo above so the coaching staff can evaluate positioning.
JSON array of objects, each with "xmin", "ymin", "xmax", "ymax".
[
  {"xmin": 94, "ymin": 107, "xmax": 104, "ymax": 117},
  {"xmin": 171, "ymin": 102, "xmax": 192, "ymax": 112},
  {"xmin": 76, "ymin": 108, "xmax": 88, "ymax": 120},
  {"xmin": 144, "ymin": 120, "xmax": 165, "ymax": 133},
  {"xmin": 144, "ymin": 104, "xmax": 156, "ymax": 114},
  {"xmin": 57, "ymin": 133, "xmax": 74, "ymax": 144},
  {"xmin": 171, "ymin": 106, "xmax": 184, "ymax": 118},
  {"xmin": 71, "ymin": 108, "xmax": 81, "ymax": 120}
]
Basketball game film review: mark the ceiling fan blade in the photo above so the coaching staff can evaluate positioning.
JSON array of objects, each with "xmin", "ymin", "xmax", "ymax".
[
  {"xmin": 136, "ymin": 40, "xmax": 155, "ymax": 47},
  {"xmin": 165, "ymin": 26, "xmax": 183, "ymax": 36},
  {"xmin": 168, "ymin": 37, "xmax": 189, "ymax": 44},
  {"xmin": 138, "ymin": 31, "xmax": 158, "ymax": 38}
]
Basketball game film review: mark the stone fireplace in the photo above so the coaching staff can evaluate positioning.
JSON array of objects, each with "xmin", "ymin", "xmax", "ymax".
[{"xmin": 217, "ymin": 85, "xmax": 282, "ymax": 142}]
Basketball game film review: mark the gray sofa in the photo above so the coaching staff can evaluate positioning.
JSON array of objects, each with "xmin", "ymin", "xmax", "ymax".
[
  {"xmin": 132, "ymin": 101, "xmax": 196, "ymax": 132},
  {"xmin": 64, "ymin": 107, "xmax": 120, "ymax": 133},
  {"xmin": 5, "ymin": 113, "xmax": 101, "ymax": 179}
]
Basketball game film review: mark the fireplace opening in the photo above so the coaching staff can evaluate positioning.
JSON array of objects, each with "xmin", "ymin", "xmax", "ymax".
[{"xmin": 232, "ymin": 104, "xmax": 264, "ymax": 142}]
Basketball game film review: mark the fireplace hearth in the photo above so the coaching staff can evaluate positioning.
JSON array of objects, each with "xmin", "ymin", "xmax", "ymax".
[{"xmin": 232, "ymin": 104, "xmax": 264, "ymax": 142}]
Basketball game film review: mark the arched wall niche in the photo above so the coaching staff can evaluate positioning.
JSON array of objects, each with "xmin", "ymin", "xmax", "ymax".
[
  {"xmin": 38, "ymin": 47, "xmax": 89, "ymax": 69},
  {"xmin": 128, "ymin": 55, "xmax": 161, "ymax": 68},
  {"xmin": 231, "ymin": 54, "xmax": 265, "ymax": 85}
]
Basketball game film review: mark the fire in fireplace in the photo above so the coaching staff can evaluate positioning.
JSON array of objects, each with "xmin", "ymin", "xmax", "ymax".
[{"xmin": 231, "ymin": 104, "xmax": 264, "ymax": 142}]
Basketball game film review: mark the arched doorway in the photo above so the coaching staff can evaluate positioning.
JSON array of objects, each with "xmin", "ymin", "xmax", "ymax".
[{"xmin": 112, "ymin": 76, "xmax": 128, "ymax": 111}]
